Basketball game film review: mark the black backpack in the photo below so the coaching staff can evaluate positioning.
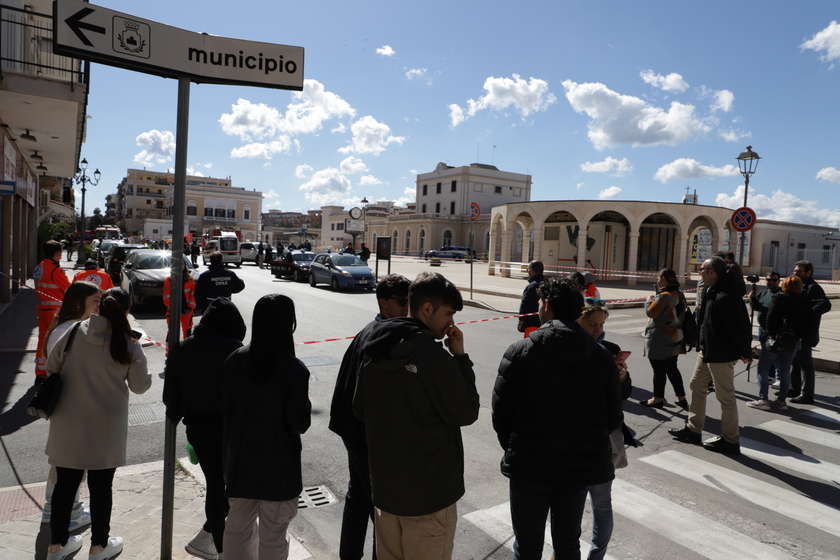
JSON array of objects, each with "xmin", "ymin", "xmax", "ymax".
[{"xmin": 676, "ymin": 295, "xmax": 698, "ymax": 351}]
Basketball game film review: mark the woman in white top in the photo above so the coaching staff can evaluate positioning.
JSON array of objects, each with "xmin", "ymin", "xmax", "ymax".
[{"xmin": 40, "ymin": 281, "xmax": 102, "ymax": 531}]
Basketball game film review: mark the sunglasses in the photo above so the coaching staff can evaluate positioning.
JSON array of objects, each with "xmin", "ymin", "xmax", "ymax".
[
  {"xmin": 584, "ymin": 297, "xmax": 607, "ymax": 307},
  {"xmin": 389, "ymin": 296, "xmax": 409, "ymax": 306}
]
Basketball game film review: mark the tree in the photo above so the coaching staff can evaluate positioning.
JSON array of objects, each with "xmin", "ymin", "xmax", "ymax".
[{"xmin": 91, "ymin": 207, "xmax": 105, "ymax": 228}]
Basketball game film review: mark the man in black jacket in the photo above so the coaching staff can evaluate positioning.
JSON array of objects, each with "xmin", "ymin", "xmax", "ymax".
[
  {"xmin": 194, "ymin": 252, "xmax": 245, "ymax": 313},
  {"xmin": 163, "ymin": 297, "xmax": 247, "ymax": 560},
  {"xmin": 353, "ymin": 272, "xmax": 480, "ymax": 560},
  {"xmin": 517, "ymin": 260, "xmax": 545, "ymax": 337},
  {"xmin": 493, "ymin": 277, "xmax": 623, "ymax": 559},
  {"xmin": 789, "ymin": 260, "xmax": 832, "ymax": 404},
  {"xmin": 669, "ymin": 256, "xmax": 751, "ymax": 454},
  {"xmin": 329, "ymin": 274, "xmax": 410, "ymax": 560}
]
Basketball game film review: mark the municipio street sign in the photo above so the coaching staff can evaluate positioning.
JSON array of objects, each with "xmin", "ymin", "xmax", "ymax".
[
  {"xmin": 731, "ymin": 207, "xmax": 757, "ymax": 232},
  {"xmin": 53, "ymin": 0, "xmax": 304, "ymax": 90}
]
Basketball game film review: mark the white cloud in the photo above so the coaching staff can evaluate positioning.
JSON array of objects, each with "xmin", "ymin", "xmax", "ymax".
[
  {"xmin": 576, "ymin": 182, "xmax": 584, "ymax": 190},
  {"xmin": 449, "ymin": 74, "xmax": 556, "ymax": 126},
  {"xmin": 817, "ymin": 167, "xmax": 840, "ymax": 183},
  {"xmin": 654, "ymin": 158, "xmax": 740, "ymax": 183},
  {"xmin": 449, "ymin": 104, "xmax": 465, "ymax": 127},
  {"xmin": 219, "ymin": 80, "xmax": 355, "ymax": 159},
  {"xmin": 711, "ymin": 89, "xmax": 734, "ymax": 113},
  {"xmin": 133, "ymin": 129, "xmax": 175, "ymax": 166},
  {"xmin": 394, "ymin": 186, "xmax": 416, "ymax": 207},
  {"xmin": 186, "ymin": 167, "xmax": 205, "ymax": 177},
  {"xmin": 598, "ymin": 186, "xmax": 622, "ymax": 199},
  {"xmin": 562, "ymin": 80, "xmax": 711, "ymax": 149},
  {"xmin": 360, "ymin": 175, "xmax": 382, "ymax": 185},
  {"xmin": 338, "ymin": 116, "xmax": 405, "ymax": 155},
  {"xmin": 406, "ymin": 68, "xmax": 427, "ymax": 80},
  {"xmin": 717, "ymin": 185, "xmax": 840, "ymax": 227},
  {"xmin": 580, "ymin": 157, "xmax": 633, "ymax": 177},
  {"xmin": 264, "ymin": 189, "xmax": 278, "ymax": 199},
  {"xmin": 295, "ymin": 164, "xmax": 313, "ymax": 179},
  {"xmin": 718, "ymin": 128, "xmax": 751, "ymax": 142},
  {"xmin": 640, "ymin": 70, "xmax": 689, "ymax": 92},
  {"xmin": 376, "ymin": 45, "xmax": 395, "ymax": 57},
  {"xmin": 340, "ymin": 156, "xmax": 368, "ymax": 174},
  {"xmin": 801, "ymin": 21, "xmax": 840, "ymax": 66},
  {"xmin": 298, "ymin": 167, "xmax": 353, "ymax": 206}
]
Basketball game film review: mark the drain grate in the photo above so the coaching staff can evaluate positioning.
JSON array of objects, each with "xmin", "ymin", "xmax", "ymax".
[
  {"xmin": 298, "ymin": 485, "xmax": 338, "ymax": 509},
  {"xmin": 128, "ymin": 402, "xmax": 166, "ymax": 426}
]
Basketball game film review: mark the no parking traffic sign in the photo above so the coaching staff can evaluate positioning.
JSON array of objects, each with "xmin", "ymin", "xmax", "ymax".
[{"xmin": 731, "ymin": 207, "xmax": 757, "ymax": 232}]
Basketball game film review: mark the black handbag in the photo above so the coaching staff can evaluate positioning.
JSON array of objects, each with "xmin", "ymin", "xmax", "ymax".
[
  {"xmin": 768, "ymin": 320, "xmax": 797, "ymax": 354},
  {"xmin": 26, "ymin": 322, "xmax": 81, "ymax": 419}
]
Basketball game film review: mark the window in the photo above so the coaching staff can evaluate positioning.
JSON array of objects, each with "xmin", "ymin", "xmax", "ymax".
[
  {"xmin": 421, "ymin": 204, "xmax": 427, "ymax": 213},
  {"xmin": 443, "ymin": 230, "xmax": 452, "ymax": 246},
  {"xmin": 451, "ymin": 180, "xmax": 457, "ymax": 192},
  {"xmin": 146, "ymin": 199, "xmax": 151, "ymax": 205},
  {"xmin": 494, "ymin": 186, "xmax": 502, "ymax": 194},
  {"xmin": 187, "ymin": 206, "xmax": 197, "ymax": 216},
  {"xmin": 450, "ymin": 201, "xmax": 455, "ymax": 214},
  {"xmin": 204, "ymin": 208, "xmax": 213, "ymax": 217},
  {"xmin": 152, "ymin": 229, "xmax": 159, "ymax": 234},
  {"xmin": 243, "ymin": 206, "xmax": 251, "ymax": 220},
  {"xmin": 419, "ymin": 229, "xmax": 426, "ymax": 253},
  {"xmin": 393, "ymin": 230, "xmax": 399, "ymax": 251},
  {"xmin": 422, "ymin": 184, "xmax": 428, "ymax": 196},
  {"xmin": 435, "ymin": 202, "xmax": 440, "ymax": 213},
  {"xmin": 227, "ymin": 209, "xmax": 236, "ymax": 219},
  {"xmin": 215, "ymin": 208, "xmax": 226, "ymax": 218},
  {"xmin": 436, "ymin": 182, "xmax": 441, "ymax": 194},
  {"xmin": 337, "ymin": 223, "xmax": 344, "ymax": 231},
  {"xmin": 405, "ymin": 229, "xmax": 411, "ymax": 252}
]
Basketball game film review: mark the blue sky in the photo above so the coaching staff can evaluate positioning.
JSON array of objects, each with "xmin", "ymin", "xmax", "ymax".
[{"xmin": 78, "ymin": 1, "xmax": 840, "ymax": 227}]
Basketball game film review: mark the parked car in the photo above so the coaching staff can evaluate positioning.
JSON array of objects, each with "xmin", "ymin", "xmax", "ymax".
[
  {"xmin": 271, "ymin": 250, "xmax": 316, "ymax": 282},
  {"xmin": 239, "ymin": 242, "xmax": 258, "ymax": 264},
  {"xmin": 95, "ymin": 239, "xmax": 124, "ymax": 267},
  {"xmin": 425, "ymin": 245, "xmax": 471, "ymax": 260},
  {"xmin": 308, "ymin": 253, "xmax": 374, "ymax": 291},
  {"xmin": 119, "ymin": 249, "xmax": 198, "ymax": 308},
  {"xmin": 106, "ymin": 243, "xmax": 147, "ymax": 280}
]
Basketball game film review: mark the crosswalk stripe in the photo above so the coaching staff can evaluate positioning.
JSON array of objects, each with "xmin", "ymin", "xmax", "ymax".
[
  {"xmin": 642, "ymin": 450, "xmax": 840, "ymax": 538},
  {"xmin": 756, "ymin": 419, "xmax": 840, "ymax": 450},
  {"xmin": 739, "ymin": 437, "xmax": 840, "ymax": 483},
  {"xmin": 462, "ymin": 501, "xmax": 616, "ymax": 560},
  {"xmin": 611, "ymin": 479, "xmax": 790, "ymax": 560},
  {"xmin": 802, "ymin": 408, "xmax": 840, "ymax": 425}
]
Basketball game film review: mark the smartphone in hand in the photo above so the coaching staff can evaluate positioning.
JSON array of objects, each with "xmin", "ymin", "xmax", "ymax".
[{"xmin": 614, "ymin": 351, "xmax": 631, "ymax": 362}]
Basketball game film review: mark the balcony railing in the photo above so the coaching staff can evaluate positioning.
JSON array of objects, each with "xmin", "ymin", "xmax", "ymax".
[{"xmin": 1, "ymin": 5, "xmax": 87, "ymax": 84}]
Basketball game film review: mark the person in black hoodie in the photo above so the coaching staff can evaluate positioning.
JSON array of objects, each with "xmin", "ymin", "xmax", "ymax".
[
  {"xmin": 353, "ymin": 272, "xmax": 480, "ymax": 560},
  {"xmin": 222, "ymin": 294, "xmax": 311, "ymax": 560},
  {"xmin": 517, "ymin": 260, "xmax": 546, "ymax": 338},
  {"xmin": 329, "ymin": 273, "xmax": 410, "ymax": 559},
  {"xmin": 194, "ymin": 252, "xmax": 245, "ymax": 314},
  {"xmin": 163, "ymin": 297, "xmax": 246, "ymax": 560},
  {"xmin": 669, "ymin": 256, "xmax": 751, "ymax": 454},
  {"xmin": 492, "ymin": 276, "xmax": 623, "ymax": 560}
]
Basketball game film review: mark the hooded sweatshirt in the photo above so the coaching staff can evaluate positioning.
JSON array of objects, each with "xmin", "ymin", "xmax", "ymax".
[
  {"xmin": 492, "ymin": 319, "xmax": 623, "ymax": 487},
  {"xmin": 163, "ymin": 297, "xmax": 246, "ymax": 424},
  {"xmin": 353, "ymin": 317, "xmax": 480, "ymax": 516}
]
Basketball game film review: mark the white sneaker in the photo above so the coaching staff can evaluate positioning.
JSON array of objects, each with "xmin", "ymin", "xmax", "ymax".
[
  {"xmin": 746, "ymin": 399, "xmax": 772, "ymax": 411},
  {"xmin": 46, "ymin": 535, "xmax": 83, "ymax": 560},
  {"xmin": 771, "ymin": 380, "xmax": 781, "ymax": 389},
  {"xmin": 68, "ymin": 505, "xmax": 91, "ymax": 531},
  {"xmin": 88, "ymin": 536, "xmax": 123, "ymax": 560},
  {"xmin": 186, "ymin": 528, "xmax": 219, "ymax": 560}
]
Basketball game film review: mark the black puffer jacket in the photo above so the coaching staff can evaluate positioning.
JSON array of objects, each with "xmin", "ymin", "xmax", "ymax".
[
  {"xmin": 163, "ymin": 297, "xmax": 246, "ymax": 425},
  {"xmin": 766, "ymin": 291, "xmax": 817, "ymax": 343},
  {"xmin": 492, "ymin": 319, "xmax": 623, "ymax": 487},
  {"xmin": 697, "ymin": 273, "xmax": 751, "ymax": 363}
]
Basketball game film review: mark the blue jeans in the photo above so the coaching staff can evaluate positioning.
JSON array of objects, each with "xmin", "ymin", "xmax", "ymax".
[
  {"xmin": 586, "ymin": 481, "xmax": 613, "ymax": 560},
  {"xmin": 758, "ymin": 339, "xmax": 799, "ymax": 401},
  {"xmin": 509, "ymin": 478, "xmax": 588, "ymax": 560}
]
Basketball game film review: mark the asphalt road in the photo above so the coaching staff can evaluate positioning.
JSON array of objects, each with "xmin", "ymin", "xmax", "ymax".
[{"xmin": 3, "ymin": 262, "xmax": 840, "ymax": 559}]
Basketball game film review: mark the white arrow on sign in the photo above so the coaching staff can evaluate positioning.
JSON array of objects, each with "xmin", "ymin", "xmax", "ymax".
[{"xmin": 53, "ymin": 0, "xmax": 304, "ymax": 91}]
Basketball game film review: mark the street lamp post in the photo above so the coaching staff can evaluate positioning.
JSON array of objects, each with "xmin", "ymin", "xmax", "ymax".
[
  {"xmin": 74, "ymin": 158, "xmax": 101, "ymax": 267},
  {"xmin": 735, "ymin": 146, "xmax": 760, "ymax": 267},
  {"xmin": 360, "ymin": 197, "xmax": 369, "ymax": 248}
]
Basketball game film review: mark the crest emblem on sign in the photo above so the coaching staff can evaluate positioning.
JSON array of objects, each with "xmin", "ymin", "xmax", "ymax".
[{"xmin": 117, "ymin": 20, "xmax": 145, "ymax": 54}]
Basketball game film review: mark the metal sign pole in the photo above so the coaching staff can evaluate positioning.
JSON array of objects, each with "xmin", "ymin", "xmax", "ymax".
[
  {"xmin": 470, "ymin": 224, "xmax": 474, "ymax": 299},
  {"xmin": 161, "ymin": 75, "xmax": 190, "ymax": 560}
]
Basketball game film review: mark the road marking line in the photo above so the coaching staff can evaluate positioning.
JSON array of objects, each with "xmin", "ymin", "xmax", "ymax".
[
  {"xmin": 739, "ymin": 438, "xmax": 840, "ymax": 483},
  {"xmin": 756, "ymin": 420, "xmax": 840, "ymax": 450},
  {"xmin": 802, "ymin": 408, "xmax": 840, "ymax": 425}
]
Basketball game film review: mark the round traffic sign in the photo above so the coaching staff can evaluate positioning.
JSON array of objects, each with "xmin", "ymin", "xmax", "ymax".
[
  {"xmin": 470, "ymin": 202, "xmax": 481, "ymax": 221},
  {"xmin": 731, "ymin": 207, "xmax": 757, "ymax": 232}
]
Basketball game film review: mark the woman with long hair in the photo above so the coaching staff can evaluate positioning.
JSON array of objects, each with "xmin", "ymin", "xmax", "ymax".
[
  {"xmin": 222, "ymin": 294, "xmax": 311, "ymax": 560},
  {"xmin": 746, "ymin": 275, "xmax": 816, "ymax": 411},
  {"xmin": 41, "ymin": 281, "xmax": 101, "ymax": 529},
  {"xmin": 641, "ymin": 268, "xmax": 689, "ymax": 409},
  {"xmin": 44, "ymin": 288, "xmax": 151, "ymax": 560}
]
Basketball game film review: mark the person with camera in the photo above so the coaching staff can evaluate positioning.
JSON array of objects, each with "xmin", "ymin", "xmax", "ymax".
[{"xmin": 746, "ymin": 275, "xmax": 816, "ymax": 411}]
